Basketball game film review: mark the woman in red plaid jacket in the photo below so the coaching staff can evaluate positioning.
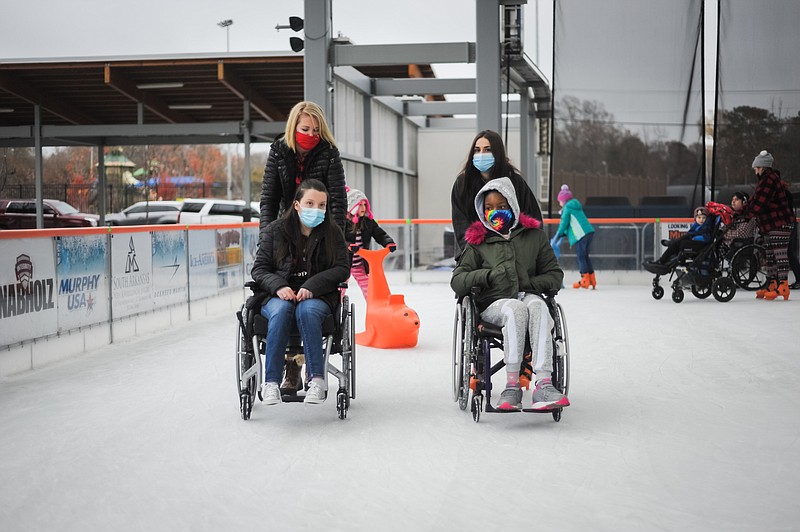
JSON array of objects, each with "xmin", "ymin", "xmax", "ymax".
[{"xmin": 743, "ymin": 150, "xmax": 796, "ymax": 300}]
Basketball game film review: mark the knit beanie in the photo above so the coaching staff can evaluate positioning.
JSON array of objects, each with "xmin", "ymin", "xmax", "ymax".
[
  {"xmin": 752, "ymin": 150, "xmax": 774, "ymax": 168},
  {"xmin": 694, "ymin": 206, "xmax": 709, "ymax": 217},
  {"xmin": 557, "ymin": 184, "xmax": 573, "ymax": 204},
  {"xmin": 346, "ymin": 186, "xmax": 373, "ymax": 223}
]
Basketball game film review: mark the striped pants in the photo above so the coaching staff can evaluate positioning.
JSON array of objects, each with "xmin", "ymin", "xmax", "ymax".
[{"xmin": 480, "ymin": 293, "xmax": 554, "ymax": 379}]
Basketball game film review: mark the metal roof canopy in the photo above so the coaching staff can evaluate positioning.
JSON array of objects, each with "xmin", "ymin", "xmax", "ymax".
[{"xmin": 0, "ymin": 50, "xmax": 550, "ymax": 148}]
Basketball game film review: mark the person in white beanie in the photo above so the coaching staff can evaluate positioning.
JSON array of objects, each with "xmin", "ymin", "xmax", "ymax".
[
  {"xmin": 742, "ymin": 150, "xmax": 795, "ymax": 300},
  {"xmin": 345, "ymin": 187, "xmax": 396, "ymax": 298}
]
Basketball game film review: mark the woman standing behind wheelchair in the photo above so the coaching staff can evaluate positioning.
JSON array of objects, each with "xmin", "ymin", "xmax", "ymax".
[
  {"xmin": 742, "ymin": 150, "xmax": 795, "ymax": 300},
  {"xmin": 450, "ymin": 177, "xmax": 568, "ymax": 412},
  {"xmin": 251, "ymin": 179, "xmax": 350, "ymax": 405}
]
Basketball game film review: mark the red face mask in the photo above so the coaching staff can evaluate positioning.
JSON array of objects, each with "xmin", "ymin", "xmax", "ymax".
[{"xmin": 295, "ymin": 131, "xmax": 320, "ymax": 151}]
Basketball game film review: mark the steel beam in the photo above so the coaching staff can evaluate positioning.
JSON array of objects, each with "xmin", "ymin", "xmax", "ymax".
[
  {"xmin": 373, "ymin": 78, "xmax": 475, "ymax": 96},
  {"xmin": 333, "ymin": 42, "xmax": 475, "ymax": 66}
]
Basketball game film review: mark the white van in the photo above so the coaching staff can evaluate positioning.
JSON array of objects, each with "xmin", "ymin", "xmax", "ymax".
[{"xmin": 178, "ymin": 199, "xmax": 259, "ymax": 224}]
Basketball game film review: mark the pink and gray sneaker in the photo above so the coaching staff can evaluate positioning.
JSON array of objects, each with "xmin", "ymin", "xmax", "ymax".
[
  {"xmin": 530, "ymin": 378, "xmax": 569, "ymax": 411},
  {"xmin": 497, "ymin": 386, "xmax": 523, "ymax": 411}
]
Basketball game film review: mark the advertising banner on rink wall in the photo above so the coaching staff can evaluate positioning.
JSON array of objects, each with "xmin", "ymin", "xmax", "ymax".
[
  {"xmin": 243, "ymin": 226, "xmax": 258, "ymax": 280},
  {"xmin": 660, "ymin": 222, "xmax": 691, "ymax": 243},
  {"xmin": 56, "ymin": 234, "xmax": 108, "ymax": 332},
  {"xmin": 111, "ymin": 232, "xmax": 153, "ymax": 318},
  {"xmin": 188, "ymin": 230, "xmax": 218, "ymax": 301},
  {"xmin": 152, "ymin": 230, "xmax": 188, "ymax": 307},
  {"xmin": 216, "ymin": 228, "xmax": 243, "ymax": 290},
  {"xmin": 0, "ymin": 238, "xmax": 58, "ymax": 345}
]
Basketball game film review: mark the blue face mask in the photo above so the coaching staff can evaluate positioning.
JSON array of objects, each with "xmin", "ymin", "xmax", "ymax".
[
  {"xmin": 299, "ymin": 207, "xmax": 325, "ymax": 228},
  {"xmin": 472, "ymin": 153, "xmax": 495, "ymax": 173}
]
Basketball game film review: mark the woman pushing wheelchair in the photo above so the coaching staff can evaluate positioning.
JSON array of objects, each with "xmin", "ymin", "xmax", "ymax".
[
  {"xmin": 450, "ymin": 177, "xmax": 570, "ymax": 412},
  {"xmin": 250, "ymin": 179, "xmax": 350, "ymax": 405}
]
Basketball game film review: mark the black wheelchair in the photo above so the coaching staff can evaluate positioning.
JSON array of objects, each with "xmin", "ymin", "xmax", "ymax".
[
  {"xmin": 648, "ymin": 223, "xmax": 737, "ymax": 303},
  {"xmin": 236, "ymin": 282, "xmax": 356, "ymax": 420},
  {"xmin": 452, "ymin": 288, "xmax": 570, "ymax": 423},
  {"xmin": 726, "ymin": 236, "xmax": 769, "ymax": 292}
]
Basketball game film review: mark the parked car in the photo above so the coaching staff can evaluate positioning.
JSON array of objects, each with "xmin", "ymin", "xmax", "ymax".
[
  {"xmin": 0, "ymin": 199, "xmax": 99, "ymax": 229},
  {"xmin": 105, "ymin": 200, "xmax": 182, "ymax": 226},
  {"xmin": 178, "ymin": 198, "xmax": 259, "ymax": 224}
]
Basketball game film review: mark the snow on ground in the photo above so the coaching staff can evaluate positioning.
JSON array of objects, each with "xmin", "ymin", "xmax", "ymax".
[{"xmin": 1, "ymin": 272, "xmax": 798, "ymax": 531}]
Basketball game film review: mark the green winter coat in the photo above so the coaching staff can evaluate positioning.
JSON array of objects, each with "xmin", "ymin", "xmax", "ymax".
[
  {"xmin": 556, "ymin": 198, "xmax": 594, "ymax": 247},
  {"xmin": 450, "ymin": 178, "xmax": 564, "ymax": 313}
]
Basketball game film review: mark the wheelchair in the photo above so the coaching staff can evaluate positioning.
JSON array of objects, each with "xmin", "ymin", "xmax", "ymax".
[
  {"xmin": 452, "ymin": 288, "xmax": 570, "ymax": 423},
  {"xmin": 235, "ymin": 282, "xmax": 356, "ymax": 420},
  {"xmin": 726, "ymin": 236, "xmax": 769, "ymax": 291},
  {"xmin": 648, "ymin": 224, "xmax": 737, "ymax": 303}
]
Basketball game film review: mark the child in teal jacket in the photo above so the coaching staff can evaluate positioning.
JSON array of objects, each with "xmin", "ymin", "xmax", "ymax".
[{"xmin": 555, "ymin": 185, "xmax": 596, "ymax": 289}]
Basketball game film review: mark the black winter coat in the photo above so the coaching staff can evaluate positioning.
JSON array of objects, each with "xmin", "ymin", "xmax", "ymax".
[
  {"xmin": 259, "ymin": 134, "xmax": 347, "ymax": 237},
  {"xmin": 345, "ymin": 218, "xmax": 395, "ymax": 273},
  {"xmin": 251, "ymin": 218, "xmax": 350, "ymax": 313}
]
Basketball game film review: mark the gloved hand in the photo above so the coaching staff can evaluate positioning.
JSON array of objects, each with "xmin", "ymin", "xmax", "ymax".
[
  {"xmin": 387, "ymin": 243, "xmax": 397, "ymax": 253},
  {"xmin": 348, "ymin": 243, "xmax": 361, "ymax": 252}
]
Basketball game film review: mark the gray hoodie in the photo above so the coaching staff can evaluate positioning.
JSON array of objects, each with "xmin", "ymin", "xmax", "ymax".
[{"xmin": 473, "ymin": 177, "xmax": 521, "ymax": 235}]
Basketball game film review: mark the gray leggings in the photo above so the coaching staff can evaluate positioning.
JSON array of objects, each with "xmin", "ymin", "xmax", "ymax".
[{"xmin": 480, "ymin": 293, "xmax": 554, "ymax": 378}]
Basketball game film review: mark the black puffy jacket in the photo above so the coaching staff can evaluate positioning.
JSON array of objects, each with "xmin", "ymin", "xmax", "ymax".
[
  {"xmin": 251, "ymin": 218, "xmax": 350, "ymax": 313},
  {"xmin": 259, "ymin": 134, "xmax": 347, "ymax": 238}
]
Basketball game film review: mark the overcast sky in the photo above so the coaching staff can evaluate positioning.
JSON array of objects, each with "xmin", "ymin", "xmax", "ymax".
[{"xmin": 0, "ymin": 0, "xmax": 554, "ymax": 81}]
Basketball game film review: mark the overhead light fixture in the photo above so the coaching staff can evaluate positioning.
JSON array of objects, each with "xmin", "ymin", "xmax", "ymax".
[
  {"xmin": 0, "ymin": 108, "xmax": 14, "ymax": 113},
  {"xmin": 168, "ymin": 104, "xmax": 212, "ymax": 110},
  {"xmin": 137, "ymin": 82, "xmax": 185, "ymax": 90}
]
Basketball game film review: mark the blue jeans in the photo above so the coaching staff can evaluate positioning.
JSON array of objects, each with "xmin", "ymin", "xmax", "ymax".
[
  {"xmin": 575, "ymin": 232, "xmax": 594, "ymax": 274},
  {"xmin": 260, "ymin": 297, "xmax": 331, "ymax": 384}
]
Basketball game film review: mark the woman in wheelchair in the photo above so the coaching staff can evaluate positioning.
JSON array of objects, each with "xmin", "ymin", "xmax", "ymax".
[
  {"xmin": 250, "ymin": 179, "xmax": 350, "ymax": 405},
  {"xmin": 643, "ymin": 206, "xmax": 715, "ymax": 274},
  {"xmin": 450, "ymin": 177, "xmax": 568, "ymax": 412}
]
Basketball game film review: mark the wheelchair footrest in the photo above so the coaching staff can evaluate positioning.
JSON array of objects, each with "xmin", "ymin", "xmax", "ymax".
[{"xmin": 281, "ymin": 394, "xmax": 307, "ymax": 403}]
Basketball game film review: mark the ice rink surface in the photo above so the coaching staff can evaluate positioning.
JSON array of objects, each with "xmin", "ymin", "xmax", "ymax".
[{"xmin": 1, "ymin": 272, "xmax": 798, "ymax": 531}]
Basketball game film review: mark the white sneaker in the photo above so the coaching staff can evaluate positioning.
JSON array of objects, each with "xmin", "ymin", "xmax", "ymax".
[
  {"xmin": 260, "ymin": 382, "xmax": 281, "ymax": 405},
  {"xmin": 304, "ymin": 379, "xmax": 326, "ymax": 404}
]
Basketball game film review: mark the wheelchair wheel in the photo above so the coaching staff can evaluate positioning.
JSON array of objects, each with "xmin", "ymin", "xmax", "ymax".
[
  {"xmin": 652, "ymin": 285, "xmax": 664, "ymax": 300},
  {"xmin": 235, "ymin": 308, "xmax": 258, "ymax": 421},
  {"xmin": 671, "ymin": 288, "xmax": 684, "ymax": 303},
  {"xmin": 340, "ymin": 295, "xmax": 356, "ymax": 402},
  {"xmin": 452, "ymin": 303, "xmax": 464, "ymax": 402},
  {"xmin": 458, "ymin": 297, "xmax": 475, "ymax": 412},
  {"xmin": 691, "ymin": 283, "xmax": 712, "ymax": 299},
  {"xmin": 730, "ymin": 244, "xmax": 768, "ymax": 291},
  {"xmin": 712, "ymin": 276, "xmax": 736, "ymax": 302},
  {"xmin": 551, "ymin": 302, "xmax": 570, "ymax": 422}
]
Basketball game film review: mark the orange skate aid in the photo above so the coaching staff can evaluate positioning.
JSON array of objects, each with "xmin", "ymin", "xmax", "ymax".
[{"xmin": 354, "ymin": 247, "xmax": 420, "ymax": 348}]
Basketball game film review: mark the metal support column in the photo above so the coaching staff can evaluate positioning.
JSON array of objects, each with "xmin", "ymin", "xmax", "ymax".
[
  {"xmin": 303, "ymin": 0, "xmax": 332, "ymax": 119},
  {"xmin": 476, "ymin": 0, "xmax": 502, "ymax": 133},
  {"xmin": 362, "ymin": 96, "xmax": 372, "ymax": 200},
  {"xmin": 34, "ymin": 105, "xmax": 43, "ymax": 228},
  {"xmin": 519, "ymin": 91, "xmax": 539, "ymax": 196},
  {"xmin": 242, "ymin": 100, "xmax": 252, "ymax": 204},
  {"xmin": 97, "ymin": 143, "xmax": 106, "ymax": 225}
]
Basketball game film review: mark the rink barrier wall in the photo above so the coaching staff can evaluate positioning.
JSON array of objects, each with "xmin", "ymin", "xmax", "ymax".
[
  {"xmin": 0, "ymin": 218, "xmax": 686, "ymax": 377},
  {"xmin": 0, "ymin": 223, "xmax": 259, "ymax": 377}
]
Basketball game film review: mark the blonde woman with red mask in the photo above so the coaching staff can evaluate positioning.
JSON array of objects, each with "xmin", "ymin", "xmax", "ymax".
[
  {"xmin": 259, "ymin": 101, "xmax": 347, "ymax": 394},
  {"xmin": 260, "ymin": 101, "xmax": 347, "ymax": 235}
]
